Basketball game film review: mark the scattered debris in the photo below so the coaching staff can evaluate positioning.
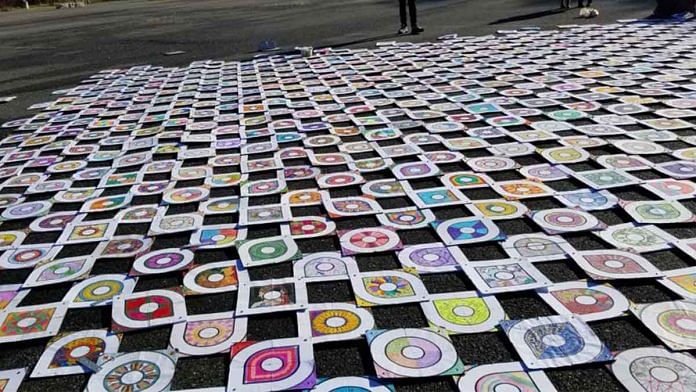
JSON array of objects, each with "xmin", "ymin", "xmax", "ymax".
[
  {"xmin": 27, "ymin": 102, "xmax": 52, "ymax": 111},
  {"xmin": 258, "ymin": 39, "xmax": 279, "ymax": 52},
  {"xmin": 437, "ymin": 34, "xmax": 458, "ymax": 40},
  {"xmin": 295, "ymin": 46, "xmax": 313, "ymax": 57},
  {"xmin": 55, "ymin": 2, "xmax": 85, "ymax": 9},
  {"xmin": 579, "ymin": 7, "xmax": 600, "ymax": 18}
]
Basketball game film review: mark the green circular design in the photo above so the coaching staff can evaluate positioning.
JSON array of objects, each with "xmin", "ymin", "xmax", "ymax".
[{"xmin": 249, "ymin": 240, "xmax": 288, "ymax": 260}]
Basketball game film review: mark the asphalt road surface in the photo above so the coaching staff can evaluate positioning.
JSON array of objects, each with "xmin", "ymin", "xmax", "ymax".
[{"xmin": 0, "ymin": 0, "xmax": 655, "ymax": 123}]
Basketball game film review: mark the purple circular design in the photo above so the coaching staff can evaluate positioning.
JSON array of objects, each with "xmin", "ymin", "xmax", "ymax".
[
  {"xmin": 37, "ymin": 214, "xmax": 75, "ymax": 230},
  {"xmin": 143, "ymin": 252, "xmax": 185, "ymax": 269},
  {"xmin": 410, "ymin": 247, "xmax": 456, "ymax": 267}
]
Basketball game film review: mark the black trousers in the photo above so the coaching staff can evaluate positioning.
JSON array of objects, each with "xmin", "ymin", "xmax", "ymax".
[
  {"xmin": 399, "ymin": 0, "xmax": 418, "ymax": 26},
  {"xmin": 561, "ymin": 0, "xmax": 592, "ymax": 7}
]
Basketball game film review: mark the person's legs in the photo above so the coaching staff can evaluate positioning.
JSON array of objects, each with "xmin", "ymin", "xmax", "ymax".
[
  {"xmin": 399, "ymin": 0, "xmax": 407, "ymax": 27},
  {"xmin": 398, "ymin": 0, "xmax": 409, "ymax": 34},
  {"xmin": 408, "ymin": 0, "xmax": 417, "ymax": 26},
  {"xmin": 408, "ymin": 0, "xmax": 424, "ymax": 34}
]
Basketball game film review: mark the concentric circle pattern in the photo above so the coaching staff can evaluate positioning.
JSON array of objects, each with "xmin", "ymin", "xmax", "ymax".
[{"xmin": 0, "ymin": 18, "xmax": 695, "ymax": 392}]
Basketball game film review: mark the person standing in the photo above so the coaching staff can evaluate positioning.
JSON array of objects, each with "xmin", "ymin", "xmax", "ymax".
[{"xmin": 398, "ymin": 0, "xmax": 424, "ymax": 35}]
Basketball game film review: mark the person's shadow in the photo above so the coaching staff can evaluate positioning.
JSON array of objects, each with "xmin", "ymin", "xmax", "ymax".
[
  {"xmin": 328, "ymin": 33, "xmax": 406, "ymax": 49},
  {"xmin": 489, "ymin": 8, "xmax": 568, "ymax": 25},
  {"xmin": 252, "ymin": 33, "xmax": 399, "ymax": 58}
]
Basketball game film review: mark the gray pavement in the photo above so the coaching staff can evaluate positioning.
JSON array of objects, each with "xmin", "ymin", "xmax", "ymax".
[{"xmin": 1, "ymin": 0, "xmax": 654, "ymax": 123}]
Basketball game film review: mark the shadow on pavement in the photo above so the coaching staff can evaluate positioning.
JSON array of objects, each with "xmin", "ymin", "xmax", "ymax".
[
  {"xmin": 250, "ymin": 33, "xmax": 400, "ymax": 58},
  {"xmin": 325, "ymin": 33, "xmax": 401, "ymax": 48},
  {"xmin": 489, "ymin": 8, "xmax": 567, "ymax": 25}
]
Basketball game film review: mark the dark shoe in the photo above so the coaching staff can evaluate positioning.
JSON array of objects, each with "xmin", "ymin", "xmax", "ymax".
[
  {"xmin": 398, "ymin": 25, "xmax": 409, "ymax": 35},
  {"xmin": 411, "ymin": 26, "xmax": 424, "ymax": 35}
]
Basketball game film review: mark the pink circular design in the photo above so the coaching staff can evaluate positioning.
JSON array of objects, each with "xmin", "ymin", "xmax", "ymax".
[
  {"xmin": 545, "ymin": 211, "xmax": 587, "ymax": 227},
  {"xmin": 349, "ymin": 231, "xmax": 390, "ymax": 249},
  {"xmin": 325, "ymin": 174, "xmax": 357, "ymax": 186}
]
